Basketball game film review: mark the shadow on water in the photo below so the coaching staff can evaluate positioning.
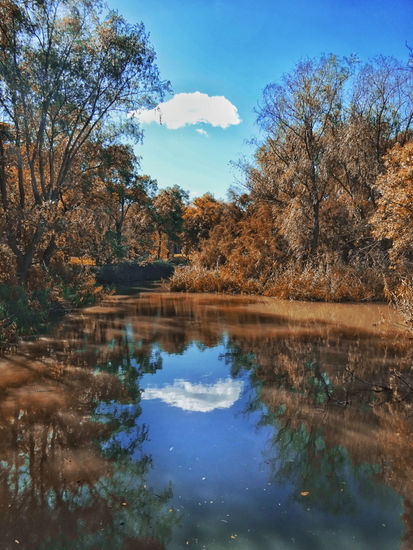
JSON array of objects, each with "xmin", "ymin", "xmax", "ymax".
[{"xmin": 0, "ymin": 290, "xmax": 411, "ymax": 549}]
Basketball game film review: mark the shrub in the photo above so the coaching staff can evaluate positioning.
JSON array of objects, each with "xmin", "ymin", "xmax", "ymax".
[{"xmin": 0, "ymin": 284, "xmax": 52, "ymax": 347}]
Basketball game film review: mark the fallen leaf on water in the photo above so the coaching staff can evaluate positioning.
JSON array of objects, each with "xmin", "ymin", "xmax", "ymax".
[
  {"xmin": 300, "ymin": 491, "xmax": 310, "ymax": 496},
  {"xmin": 230, "ymin": 534, "xmax": 238, "ymax": 539}
]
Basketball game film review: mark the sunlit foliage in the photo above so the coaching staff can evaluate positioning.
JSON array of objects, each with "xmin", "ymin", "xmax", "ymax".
[
  {"xmin": 170, "ymin": 54, "xmax": 413, "ymax": 317},
  {"xmin": 0, "ymin": 0, "xmax": 168, "ymax": 282}
]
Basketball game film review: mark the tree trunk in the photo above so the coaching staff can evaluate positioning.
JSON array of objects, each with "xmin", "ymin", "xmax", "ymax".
[
  {"xmin": 157, "ymin": 231, "xmax": 162, "ymax": 260},
  {"xmin": 0, "ymin": 133, "xmax": 7, "ymax": 210},
  {"xmin": 310, "ymin": 201, "xmax": 320, "ymax": 256},
  {"xmin": 15, "ymin": 227, "xmax": 43, "ymax": 284},
  {"xmin": 115, "ymin": 220, "xmax": 124, "ymax": 259},
  {"xmin": 42, "ymin": 234, "xmax": 56, "ymax": 267},
  {"xmin": 17, "ymin": 251, "xmax": 35, "ymax": 284}
]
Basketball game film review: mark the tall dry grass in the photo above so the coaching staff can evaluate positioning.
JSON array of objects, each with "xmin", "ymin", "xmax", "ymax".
[{"xmin": 169, "ymin": 259, "xmax": 385, "ymax": 302}]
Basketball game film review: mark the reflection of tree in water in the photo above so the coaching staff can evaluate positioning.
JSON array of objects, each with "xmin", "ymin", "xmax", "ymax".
[
  {"xmin": 259, "ymin": 407, "xmax": 393, "ymax": 513},
  {"xmin": 73, "ymin": 292, "xmax": 413, "ymax": 548},
  {"xmin": 0, "ymin": 323, "xmax": 179, "ymax": 549},
  {"xmin": 223, "ymin": 336, "xmax": 412, "ymax": 549},
  {"xmin": 67, "ymin": 291, "xmax": 412, "ymax": 548},
  {"xmin": 1, "ymin": 290, "xmax": 411, "ymax": 548}
]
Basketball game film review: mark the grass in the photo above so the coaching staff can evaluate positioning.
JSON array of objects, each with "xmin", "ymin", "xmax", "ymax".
[{"xmin": 168, "ymin": 260, "xmax": 386, "ymax": 302}]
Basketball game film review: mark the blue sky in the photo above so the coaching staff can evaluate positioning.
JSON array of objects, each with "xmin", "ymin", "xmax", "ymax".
[{"xmin": 108, "ymin": 0, "xmax": 413, "ymax": 200}]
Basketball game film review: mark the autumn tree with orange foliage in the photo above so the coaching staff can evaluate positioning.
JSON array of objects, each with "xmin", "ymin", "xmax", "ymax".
[
  {"xmin": 54, "ymin": 142, "xmax": 156, "ymax": 267},
  {"xmin": 372, "ymin": 142, "xmax": 413, "ymax": 266},
  {"xmin": 253, "ymin": 55, "xmax": 354, "ymax": 258},
  {"xmin": 371, "ymin": 141, "xmax": 413, "ymax": 328},
  {"xmin": 0, "ymin": 0, "xmax": 170, "ymax": 343},
  {"xmin": 94, "ymin": 144, "xmax": 157, "ymax": 263},
  {"xmin": 170, "ymin": 54, "xmax": 413, "ymax": 304},
  {"xmin": 182, "ymin": 193, "xmax": 224, "ymax": 254}
]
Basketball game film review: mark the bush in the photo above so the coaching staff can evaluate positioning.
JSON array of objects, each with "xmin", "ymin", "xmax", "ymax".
[{"xmin": 0, "ymin": 284, "xmax": 52, "ymax": 346}]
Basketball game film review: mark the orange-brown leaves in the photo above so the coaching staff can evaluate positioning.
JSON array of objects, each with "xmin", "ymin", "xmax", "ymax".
[{"xmin": 371, "ymin": 141, "xmax": 413, "ymax": 265}]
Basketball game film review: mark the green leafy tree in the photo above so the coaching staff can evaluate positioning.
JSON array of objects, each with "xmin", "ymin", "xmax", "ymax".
[
  {"xmin": 152, "ymin": 185, "xmax": 189, "ymax": 259},
  {"xmin": 0, "ymin": 0, "xmax": 169, "ymax": 283},
  {"xmin": 99, "ymin": 144, "xmax": 157, "ymax": 262}
]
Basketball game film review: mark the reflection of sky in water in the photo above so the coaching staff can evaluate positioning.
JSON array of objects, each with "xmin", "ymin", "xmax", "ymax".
[
  {"xmin": 142, "ymin": 378, "xmax": 243, "ymax": 412},
  {"xmin": 112, "ymin": 342, "xmax": 403, "ymax": 550},
  {"xmin": 94, "ymin": 344, "xmax": 402, "ymax": 550},
  {"xmin": 142, "ymin": 370, "xmax": 242, "ymax": 412}
]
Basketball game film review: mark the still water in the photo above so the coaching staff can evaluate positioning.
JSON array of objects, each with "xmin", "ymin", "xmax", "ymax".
[{"xmin": 0, "ymin": 289, "xmax": 411, "ymax": 549}]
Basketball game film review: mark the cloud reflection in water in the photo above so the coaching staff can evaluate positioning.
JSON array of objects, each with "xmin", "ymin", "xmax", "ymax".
[{"xmin": 142, "ymin": 378, "xmax": 243, "ymax": 412}]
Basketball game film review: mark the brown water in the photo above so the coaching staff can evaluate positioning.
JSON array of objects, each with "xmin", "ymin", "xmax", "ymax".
[{"xmin": 0, "ymin": 290, "xmax": 411, "ymax": 549}]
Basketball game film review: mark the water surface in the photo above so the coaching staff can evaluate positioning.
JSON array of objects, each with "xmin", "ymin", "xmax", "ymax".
[{"xmin": 0, "ymin": 290, "xmax": 411, "ymax": 549}]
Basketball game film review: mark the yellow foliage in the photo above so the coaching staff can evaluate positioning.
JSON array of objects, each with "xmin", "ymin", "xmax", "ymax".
[{"xmin": 69, "ymin": 257, "xmax": 96, "ymax": 266}]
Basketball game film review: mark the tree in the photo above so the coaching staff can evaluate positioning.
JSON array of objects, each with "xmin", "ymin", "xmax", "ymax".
[
  {"xmin": 182, "ymin": 193, "xmax": 224, "ymax": 253},
  {"xmin": 253, "ymin": 54, "xmax": 354, "ymax": 258},
  {"xmin": 0, "ymin": 0, "xmax": 169, "ymax": 283},
  {"xmin": 152, "ymin": 185, "xmax": 188, "ymax": 259},
  {"xmin": 339, "ymin": 56, "xmax": 413, "ymax": 206},
  {"xmin": 56, "ymin": 142, "xmax": 156, "ymax": 265},
  {"xmin": 249, "ymin": 54, "xmax": 413, "ymax": 262},
  {"xmin": 371, "ymin": 141, "xmax": 413, "ymax": 267},
  {"xmin": 371, "ymin": 141, "xmax": 413, "ymax": 330},
  {"xmin": 99, "ymin": 144, "xmax": 157, "ymax": 262}
]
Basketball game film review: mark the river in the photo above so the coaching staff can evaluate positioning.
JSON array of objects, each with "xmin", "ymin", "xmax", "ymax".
[{"xmin": 0, "ymin": 289, "xmax": 411, "ymax": 549}]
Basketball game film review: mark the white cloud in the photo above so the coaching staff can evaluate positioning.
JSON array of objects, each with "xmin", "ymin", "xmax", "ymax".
[
  {"xmin": 130, "ymin": 92, "xmax": 241, "ymax": 130},
  {"xmin": 196, "ymin": 128, "xmax": 208, "ymax": 136},
  {"xmin": 142, "ymin": 377, "xmax": 243, "ymax": 412}
]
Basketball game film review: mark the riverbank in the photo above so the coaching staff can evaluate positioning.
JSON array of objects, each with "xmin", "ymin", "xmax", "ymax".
[
  {"xmin": 0, "ymin": 261, "xmax": 176, "ymax": 350},
  {"xmin": 168, "ymin": 262, "xmax": 413, "ymax": 332}
]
